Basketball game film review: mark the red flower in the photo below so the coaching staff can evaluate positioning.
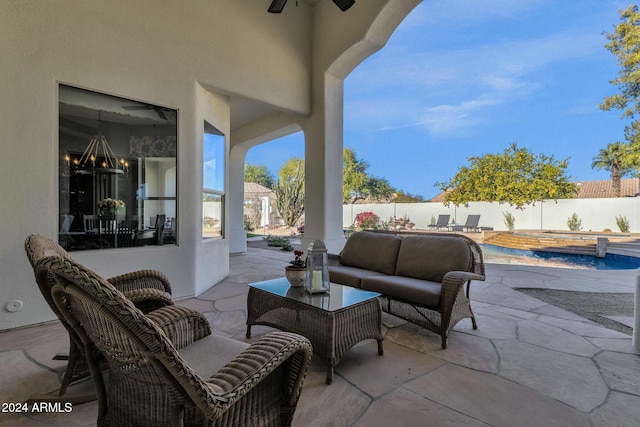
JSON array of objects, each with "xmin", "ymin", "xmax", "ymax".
[
  {"xmin": 355, "ymin": 211, "xmax": 380, "ymax": 229},
  {"xmin": 290, "ymin": 250, "xmax": 306, "ymax": 268}
]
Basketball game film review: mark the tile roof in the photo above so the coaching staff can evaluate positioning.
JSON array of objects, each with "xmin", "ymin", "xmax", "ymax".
[
  {"xmin": 575, "ymin": 178, "xmax": 639, "ymax": 198},
  {"xmin": 244, "ymin": 182, "xmax": 275, "ymax": 195}
]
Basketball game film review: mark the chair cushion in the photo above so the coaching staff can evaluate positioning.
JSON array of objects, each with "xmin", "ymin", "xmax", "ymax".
[
  {"xmin": 329, "ymin": 265, "xmax": 385, "ymax": 288},
  {"xmin": 178, "ymin": 334, "xmax": 250, "ymax": 379},
  {"xmin": 361, "ymin": 275, "xmax": 441, "ymax": 307},
  {"xmin": 395, "ymin": 235, "xmax": 472, "ymax": 282},
  {"xmin": 339, "ymin": 231, "xmax": 402, "ymax": 275}
]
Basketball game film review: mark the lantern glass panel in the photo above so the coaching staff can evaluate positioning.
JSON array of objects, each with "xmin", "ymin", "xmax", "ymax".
[{"xmin": 305, "ymin": 239, "xmax": 330, "ymax": 294}]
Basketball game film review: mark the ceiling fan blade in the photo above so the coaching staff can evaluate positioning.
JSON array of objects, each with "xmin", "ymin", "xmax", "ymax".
[
  {"xmin": 157, "ymin": 109, "xmax": 168, "ymax": 120},
  {"xmin": 332, "ymin": 0, "xmax": 355, "ymax": 11},
  {"xmin": 268, "ymin": 0, "xmax": 287, "ymax": 13}
]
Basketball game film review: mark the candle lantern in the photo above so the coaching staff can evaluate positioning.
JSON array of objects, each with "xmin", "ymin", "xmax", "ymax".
[{"xmin": 305, "ymin": 239, "xmax": 330, "ymax": 294}]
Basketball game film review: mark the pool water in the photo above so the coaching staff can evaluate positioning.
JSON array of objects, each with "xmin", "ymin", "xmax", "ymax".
[{"xmin": 480, "ymin": 244, "xmax": 640, "ymax": 270}]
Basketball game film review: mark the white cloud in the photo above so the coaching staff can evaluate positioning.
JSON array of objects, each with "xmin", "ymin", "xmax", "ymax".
[
  {"xmin": 346, "ymin": 20, "xmax": 605, "ymax": 137},
  {"xmin": 420, "ymin": 94, "xmax": 503, "ymax": 136}
]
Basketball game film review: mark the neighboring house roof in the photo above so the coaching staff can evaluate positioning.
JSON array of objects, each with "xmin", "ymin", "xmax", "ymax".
[
  {"xmin": 429, "ymin": 191, "xmax": 448, "ymax": 203},
  {"xmin": 575, "ymin": 178, "xmax": 639, "ymax": 198},
  {"xmin": 244, "ymin": 182, "xmax": 275, "ymax": 196},
  {"xmin": 429, "ymin": 178, "xmax": 640, "ymax": 202}
]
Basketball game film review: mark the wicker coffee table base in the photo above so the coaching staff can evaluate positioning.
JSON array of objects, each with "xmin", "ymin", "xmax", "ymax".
[{"xmin": 246, "ymin": 286, "xmax": 383, "ymax": 384}]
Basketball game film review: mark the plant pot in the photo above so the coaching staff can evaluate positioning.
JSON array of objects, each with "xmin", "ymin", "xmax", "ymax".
[{"xmin": 285, "ymin": 266, "xmax": 307, "ymax": 288}]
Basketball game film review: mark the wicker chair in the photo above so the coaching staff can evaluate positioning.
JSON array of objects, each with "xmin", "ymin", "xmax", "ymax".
[
  {"xmin": 24, "ymin": 234, "xmax": 175, "ymax": 402},
  {"xmin": 36, "ymin": 254, "xmax": 312, "ymax": 427}
]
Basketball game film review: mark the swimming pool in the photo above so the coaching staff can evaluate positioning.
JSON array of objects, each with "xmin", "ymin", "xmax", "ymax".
[{"xmin": 480, "ymin": 244, "xmax": 640, "ymax": 270}]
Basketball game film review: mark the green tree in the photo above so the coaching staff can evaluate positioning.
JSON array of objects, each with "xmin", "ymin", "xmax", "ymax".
[
  {"xmin": 244, "ymin": 163, "xmax": 276, "ymax": 189},
  {"xmin": 343, "ymin": 148, "xmax": 395, "ymax": 204},
  {"xmin": 393, "ymin": 191, "xmax": 425, "ymax": 203},
  {"xmin": 275, "ymin": 158, "xmax": 305, "ymax": 227},
  {"xmin": 343, "ymin": 148, "xmax": 369, "ymax": 203},
  {"xmin": 278, "ymin": 157, "xmax": 305, "ymax": 186},
  {"xmin": 436, "ymin": 143, "xmax": 577, "ymax": 209},
  {"xmin": 601, "ymin": 5, "xmax": 640, "ymax": 167},
  {"xmin": 591, "ymin": 142, "xmax": 633, "ymax": 197},
  {"xmin": 601, "ymin": 6, "xmax": 640, "ymax": 124}
]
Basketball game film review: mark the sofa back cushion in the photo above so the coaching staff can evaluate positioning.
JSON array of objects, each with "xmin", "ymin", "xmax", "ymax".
[
  {"xmin": 395, "ymin": 235, "xmax": 472, "ymax": 282},
  {"xmin": 340, "ymin": 231, "xmax": 402, "ymax": 275}
]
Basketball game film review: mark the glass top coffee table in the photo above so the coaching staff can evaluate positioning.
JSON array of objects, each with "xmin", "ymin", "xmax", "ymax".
[{"xmin": 246, "ymin": 277, "xmax": 384, "ymax": 384}]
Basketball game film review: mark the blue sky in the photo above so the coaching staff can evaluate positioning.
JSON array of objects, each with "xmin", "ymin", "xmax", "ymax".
[{"xmin": 246, "ymin": 0, "xmax": 630, "ymax": 199}]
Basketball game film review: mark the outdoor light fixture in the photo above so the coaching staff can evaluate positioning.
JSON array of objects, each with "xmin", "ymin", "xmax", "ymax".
[
  {"xmin": 268, "ymin": 0, "xmax": 354, "ymax": 13},
  {"xmin": 305, "ymin": 239, "xmax": 330, "ymax": 294}
]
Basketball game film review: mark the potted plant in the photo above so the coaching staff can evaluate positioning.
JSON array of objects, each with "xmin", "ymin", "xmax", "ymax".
[
  {"xmin": 98, "ymin": 198, "xmax": 125, "ymax": 216},
  {"xmin": 285, "ymin": 250, "xmax": 307, "ymax": 287}
]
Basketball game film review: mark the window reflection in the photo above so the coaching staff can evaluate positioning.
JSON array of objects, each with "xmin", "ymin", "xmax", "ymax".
[
  {"xmin": 58, "ymin": 85, "xmax": 177, "ymax": 251},
  {"xmin": 203, "ymin": 122, "xmax": 225, "ymax": 239}
]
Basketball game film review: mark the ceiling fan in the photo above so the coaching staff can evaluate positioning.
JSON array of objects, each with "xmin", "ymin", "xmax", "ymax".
[
  {"xmin": 268, "ymin": 0, "xmax": 355, "ymax": 13},
  {"xmin": 122, "ymin": 104, "xmax": 173, "ymax": 120}
]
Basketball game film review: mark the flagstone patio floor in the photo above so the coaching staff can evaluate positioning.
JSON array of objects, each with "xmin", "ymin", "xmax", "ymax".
[{"xmin": 2, "ymin": 246, "xmax": 640, "ymax": 426}]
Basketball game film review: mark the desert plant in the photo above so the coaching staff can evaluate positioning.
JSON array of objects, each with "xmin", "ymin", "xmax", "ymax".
[
  {"xmin": 275, "ymin": 162, "xmax": 305, "ymax": 227},
  {"xmin": 503, "ymin": 211, "xmax": 515, "ymax": 231},
  {"xmin": 616, "ymin": 215, "xmax": 630, "ymax": 232},
  {"xmin": 567, "ymin": 213, "xmax": 582, "ymax": 231}
]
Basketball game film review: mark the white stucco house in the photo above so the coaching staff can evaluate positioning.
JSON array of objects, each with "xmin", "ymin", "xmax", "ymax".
[
  {"xmin": 244, "ymin": 182, "xmax": 278, "ymax": 229},
  {"xmin": 0, "ymin": 0, "xmax": 420, "ymax": 331}
]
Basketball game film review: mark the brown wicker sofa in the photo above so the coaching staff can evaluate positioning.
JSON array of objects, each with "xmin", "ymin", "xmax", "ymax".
[{"xmin": 328, "ymin": 231, "xmax": 485, "ymax": 348}]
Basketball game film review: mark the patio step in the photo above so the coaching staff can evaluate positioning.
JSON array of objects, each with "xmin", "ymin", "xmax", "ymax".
[{"xmin": 484, "ymin": 232, "xmax": 597, "ymax": 255}]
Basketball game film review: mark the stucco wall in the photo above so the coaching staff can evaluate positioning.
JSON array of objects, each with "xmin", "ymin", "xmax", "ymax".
[
  {"xmin": 0, "ymin": 0, "xmax": 312, "ymax": 329},
  {"xmin": 344, "ymin": 198, "xmax": 640, "ymax": 232},
  {"xmin": 0, "ymin": 0, "xmax": 421, "ymax": 330}
]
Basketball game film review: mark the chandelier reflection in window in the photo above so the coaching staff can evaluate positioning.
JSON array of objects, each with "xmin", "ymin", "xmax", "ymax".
[{"xmin": 66, "ymin": 112, "xmax": 129, "ymax": 176}]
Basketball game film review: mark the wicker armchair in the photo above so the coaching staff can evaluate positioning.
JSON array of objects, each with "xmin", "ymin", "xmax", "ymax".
[
  {"xmin": 37, "ymin": 254, "xmax": 313, "ymax": 427},
  {"xmin": 24, "ymin": 234, "xmax": 175, "ymax": 402}
]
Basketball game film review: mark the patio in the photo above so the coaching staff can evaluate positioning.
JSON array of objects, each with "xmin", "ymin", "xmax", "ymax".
[{"xmin": 2, "ymin": 246, "xmax": 640, "ymax": 426}]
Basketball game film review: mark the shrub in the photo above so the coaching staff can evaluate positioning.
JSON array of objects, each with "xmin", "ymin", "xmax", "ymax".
[
  {"xmin": 502, "ymin": 212, "xmax": 515, "ymax": 231},
  {"xmin": 567, "ymin": 213, "xmax": 582, "ymax": 231},
  {"xmin": 616, "ymin": 215, "xmax": 630, "ymax": 232},
  {"xmin": 354, "ymin": 211, "xmax": 381, "ymax": 230},
  {"xmin": 265, "ymin": 235, "xmax": 289, "ymax": 247}
]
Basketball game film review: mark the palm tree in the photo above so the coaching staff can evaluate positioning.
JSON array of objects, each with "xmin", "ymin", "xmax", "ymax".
[{"xmin": 591, "ymin": 142, "xmax": 632, "ymax": 197}]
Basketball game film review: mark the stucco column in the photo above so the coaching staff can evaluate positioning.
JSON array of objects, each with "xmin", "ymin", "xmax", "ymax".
[
  {"xmin": 228, "ymin": 143, "xmax": 249, "ymax": 253},
  {"xmin": 300, "ymin": 73, "xmax": 346, "ymax": 254}
]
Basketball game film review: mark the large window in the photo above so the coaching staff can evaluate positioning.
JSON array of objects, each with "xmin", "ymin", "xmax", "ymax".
[
  {"xmin": 203, "ymin": 122, "xmax": 225, "ymax": 239},
  {"xmin": 58, "ymin": 85, "xmax": 177, "ymax": 251}
]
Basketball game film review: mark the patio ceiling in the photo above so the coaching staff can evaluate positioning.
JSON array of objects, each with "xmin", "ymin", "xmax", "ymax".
[{"xmin": 229, "ymin": 0, "xmax": 321, "ymax": 131}]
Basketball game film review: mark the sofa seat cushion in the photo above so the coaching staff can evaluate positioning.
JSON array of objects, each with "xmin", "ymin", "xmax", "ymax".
[
  {"xmin": 329, "ymin": 265, "xmax": 384, "ymax": 288},
  {"xmin": 361, "ymin": 275, "xmax": 441, "ymax": 307},
  {"xmin": 339, "ymin": 231, "xmax": 402, "ymax": 275},
  {"xmin": 178, "ymin": 334, "xmax": 249, "ymax": 379},
  {"xmin": 395, "ymin": 235, "xmax": 472, "ymax": 282}
]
